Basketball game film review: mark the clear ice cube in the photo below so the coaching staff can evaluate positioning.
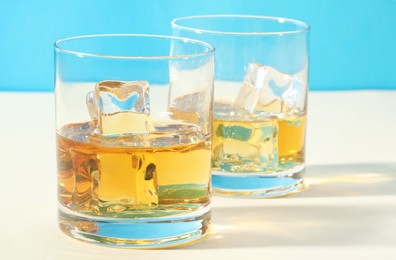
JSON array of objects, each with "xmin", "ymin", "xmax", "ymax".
[
  {"xmin": 213, "ymin": 115, "xmax": 279, "ymax": 172},
  {"xmin": 86, "ymin": 91, "xmax": 98, "ymax": 120},
  {"xmin": 80, "ymin": 81, "xmax": 160, "ymax": 210},
  {"xmin": 93, "ymin": 153, "xmax": 159, "ymax": 209},
  {"xmin": 281, "ymin": 77, "xmax": 305, "ymax": 114},
  {"xmin": 93, "ymin": 80, "xmax": 154, "ymax": 135},
  {"xmin": 235, "ymin": 63, "xmax": 306, "ymax": 115},
  {"xmin": 168, "ymin": 92, "xmax": 211, "ymax": 134}
]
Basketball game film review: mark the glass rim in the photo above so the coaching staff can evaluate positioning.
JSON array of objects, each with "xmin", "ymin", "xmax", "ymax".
[
  {"xmin": 171, "ymin": 14, "xmax": 310, "ymax": 35},
  {"xmin": 54, "ymin": 34, "xmax": 215, "ymax": 59}
]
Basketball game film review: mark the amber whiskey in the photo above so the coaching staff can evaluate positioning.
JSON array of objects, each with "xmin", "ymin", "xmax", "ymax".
[
  {"xmin": 212, "ymin": 102, "xmax": 306, "ymax": 173},
  {"xmin": 57, "ymin": 121, "xmax": 211, "ymax": 218}
]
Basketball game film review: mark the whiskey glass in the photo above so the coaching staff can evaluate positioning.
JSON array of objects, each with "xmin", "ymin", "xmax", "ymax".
[
  {"xmin": 55, "ymin": 34, "xmax": 214, "ymax": 248},
  {"xmin": 172, "ymin": 15, "xmax": 310, "ymax": 198}
]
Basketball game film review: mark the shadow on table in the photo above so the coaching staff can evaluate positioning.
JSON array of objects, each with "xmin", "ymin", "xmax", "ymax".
[{"xmin": 188, "ymin": 162, "xmax": 396, "ymax": 249}]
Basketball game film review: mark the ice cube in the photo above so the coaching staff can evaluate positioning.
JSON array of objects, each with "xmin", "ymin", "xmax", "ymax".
[
  {"xmin": 281, "ymin": 77, "xmax": 306, "ymax": 114},
  {"xmin": 86, "ymin": 91, "xmax": 98, "ymax": 120},
  {"xmin": 168, "ymin": 91, "xmax": 212, "ymax": 134},
  {"xmin": 213, "ymin": 116, "xmax": 279, "ymax": 172},
  {"xmin": 95, "ymin": 80, "xmax": 154, "ymax": 135},
  {"xmin": 235, "ymin": 63, "xmax": 306, "ymax": 115},
  {"xmin": 94, "ymin": 154, "xmax": 158, "ymax": 208},
  {"xmin": 168, "ymin": 92, "xmax": 206, "ymax": 124},
  {"xmin": 235, "ymin": 64, "xmax": 287, "ymax": 113},
  {"xmin": 137, "ymin": 162, "xmax": 158, "ymax": 205}
]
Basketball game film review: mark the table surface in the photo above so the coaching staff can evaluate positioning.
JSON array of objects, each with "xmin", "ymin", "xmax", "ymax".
[{"xmin": 1, "ymin": 90, "xmax": 396, "ymax": 259}]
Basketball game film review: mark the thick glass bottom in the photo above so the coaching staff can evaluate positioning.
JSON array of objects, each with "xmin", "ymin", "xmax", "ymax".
[
  {"xmin": 58, "ymin": 205, "xmax": 211, "ymax": 248},
  {"xmin": 212, "ymin": 164, "xmax": 305, "ymax": 198}
]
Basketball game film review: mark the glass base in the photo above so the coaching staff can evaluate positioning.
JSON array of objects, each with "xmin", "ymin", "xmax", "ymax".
[
  {"xmin": 212, "ymin": 164, "xmax": 305, "ymax": 198},
  {"xmin": 58, "ymin": 205, "xmax": 211, "ymax": 248}
]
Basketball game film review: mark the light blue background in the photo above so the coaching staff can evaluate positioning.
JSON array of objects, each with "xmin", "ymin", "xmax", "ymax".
[{"xmin": 0, "ymin": 0, "xmax": 395, "ymax": 92}]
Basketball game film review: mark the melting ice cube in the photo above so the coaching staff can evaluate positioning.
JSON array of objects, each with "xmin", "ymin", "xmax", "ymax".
[
  {"xmin": 84, "ymin": 81, "xmax": 159, "ymax": 210},
  {"xmin": 97, "ymin": 80, "xmax": 150, "ymax": 115},
  {"xmin": 213, "ymin": 114, "xmax": 279, "ymax": 172},
  {"xmin": 235, "ymin": 63, "xmax": 306, "ymax": 115},
  {"xmin": 95, "ymin": 154, "xmax": 158, "ymax": 208},
  {"xmin": 86, "ymin": 91, "xmax": 98, "ymax": 120},
  {"xmin": 89, "ymin": 80, "xmax": 154, "ymax": 135},
  {"xmin": 168, "ymin": 92, "xmax": 208, "ymax": 123},
  {"xmin": 281, "ymin": 77, "xmax": 306, "ymax": 114}
]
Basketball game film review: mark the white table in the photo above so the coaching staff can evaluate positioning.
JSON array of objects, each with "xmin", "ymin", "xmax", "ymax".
[{"xmin": 1, "ymin": 91, "xmax": 395, "ymax": 259}]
